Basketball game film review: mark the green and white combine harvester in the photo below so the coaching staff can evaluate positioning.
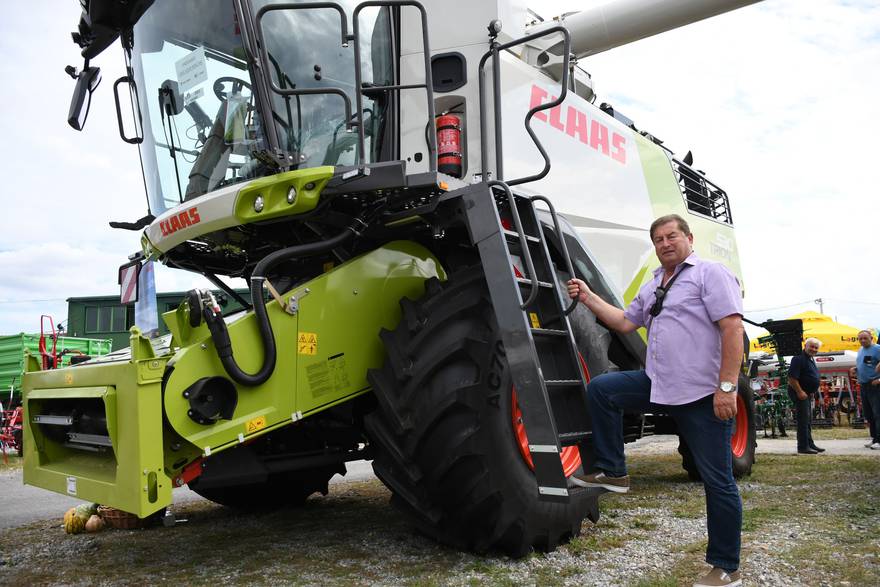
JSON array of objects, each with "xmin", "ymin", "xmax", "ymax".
[{"xmin": 24, "ymin": 0, "xmax": 763, "ymax": 555}]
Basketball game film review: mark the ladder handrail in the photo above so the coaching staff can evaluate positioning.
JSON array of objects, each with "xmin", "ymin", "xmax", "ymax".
[
  {"xmin": 352, "ymin": 0, "xmax": 437, "ymax": 171},
  {"xmin": 478, "ymin": 25, "xmax": 572, "ymax": 186},
  {"xmin": 530, "ymin": 195, "xmax": 579, "ymax": 315},
  {"xmin": 488, "ymin": 180, "xmax": 540, "ymax": 309}
]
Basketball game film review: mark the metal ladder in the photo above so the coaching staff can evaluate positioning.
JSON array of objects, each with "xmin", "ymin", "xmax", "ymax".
[{"xmin": 461, "ymin": 180, "xmax": 594, "ymax": 502}]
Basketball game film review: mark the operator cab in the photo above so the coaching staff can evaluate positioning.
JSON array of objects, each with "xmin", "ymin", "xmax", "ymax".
[{"xmin": 129, "ymin": 0, "xmax": 395, "ymax": 216}]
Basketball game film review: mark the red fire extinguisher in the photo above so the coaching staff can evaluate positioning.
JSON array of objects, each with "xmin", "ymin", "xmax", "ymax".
[{"xmin": 436, "ymin": 114, "xmax": 462, "ymax": 178}]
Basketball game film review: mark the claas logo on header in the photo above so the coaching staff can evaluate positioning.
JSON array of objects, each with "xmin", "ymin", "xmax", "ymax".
[{"xmin": 159, "ymin": 207, "xmax": 201, "ymax": 237}]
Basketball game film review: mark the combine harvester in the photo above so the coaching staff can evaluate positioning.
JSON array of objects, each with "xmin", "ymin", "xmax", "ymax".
[{"xmin": 24, "ymin": 0, "xmax": 762, "ymax": 555}]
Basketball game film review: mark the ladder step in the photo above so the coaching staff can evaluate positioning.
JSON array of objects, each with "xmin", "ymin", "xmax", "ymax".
[
  {"xmin": 531, "ymin": 328, "xmax": 567, "ymax": 337},
  {"xmin": 558, "ymin": 431, "xmax": 590, "ymax": 446},
  {"xmin": 516, "ymin": 277, "xmax": 553, "ymax": 288},
  {"xmin": 545, "ymin": 379, "xmax": 583, "ymax": 387},
  {"xmin": 503, "ymin": 229, "xmax": 540, "ymax": 243}
]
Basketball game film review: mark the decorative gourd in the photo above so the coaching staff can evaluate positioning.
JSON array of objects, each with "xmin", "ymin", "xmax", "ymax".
[
  {"xmin": 84, "ymin": 514, "xmax": 106, "ymax": 533},
  {"xmin": 63, "ymin": 513, "xmax": 86, "ymax": 534},
  {"xmin": 63, "ymin": 507, "xmax": 76, "ymax": 527},
  {"xmin": 74, "ymin": 503, "xmax": 97, "ymax": 520}
]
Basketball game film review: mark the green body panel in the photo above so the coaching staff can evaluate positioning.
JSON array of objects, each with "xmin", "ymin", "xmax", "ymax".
[
  {"xmin": 22, "ymin": 241, "xmax": 444, "ymax": 517},
  {"xmin": 0, "ymin": 334, "xmax": 112, "ymax": 400},
  {"xmin": 621, "ymin": 135, "xmax": 745, "ymax": 306},
  {"xmin": 163, "ymin": 240, "xmax": 444, "ymax": 455},
  {"xmin": 234, "ymin": 166, "xmax": 334, "ymax": 223},
  {"xmin": 22, "ymin": 331, "xmax": 170, "ymax": 517}
]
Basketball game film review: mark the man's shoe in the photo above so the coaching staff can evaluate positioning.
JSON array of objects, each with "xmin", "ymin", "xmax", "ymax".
[
  {"xmin": 570, "ymin": 471, "xmax": 630, "ymax": 493},
  {"xmin": 810, "ymin": 445, "xmax": 826, "ymax": 453},
  {"xmin": 866, "ymin": 441, "xmax": 875, "ymax": 448},
  {"xmin": 693, "ymin": 567, "xmax": 742, "ymax": 587},
  {"xmin": 797, "ymin": 448, "xmax": 819, "ymax": 454},
  {"xmin": 870, "ymin": 442, "xmax": 880, "ymax": 450}
]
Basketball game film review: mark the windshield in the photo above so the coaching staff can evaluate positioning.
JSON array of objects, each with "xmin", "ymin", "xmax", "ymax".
[
  {"xmin": 130, "ymin": 0, "xmax": 393, "ymax": 216},
  {"xmin": 132, "ymin": 1, "xmax": 267, "ymax": 214}
]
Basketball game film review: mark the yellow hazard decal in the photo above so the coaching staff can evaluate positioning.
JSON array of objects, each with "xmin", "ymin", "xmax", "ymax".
[
  {"xmin": 298, "ymin": 332, "xmax": 318, "ymax": 355},
  {"xmin": 245, "ymin": 416, "xmax": 267, "ymax": 434},
  {"xmin": 64, "ymin": 374, "xmax": 74, "ymax": 385},
  {"xmin": 529, "ymin": 312, "xmax": 541, "ymax": 329}
]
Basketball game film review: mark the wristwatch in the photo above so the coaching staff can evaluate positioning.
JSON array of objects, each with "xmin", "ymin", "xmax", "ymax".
[{"xmin": 719, "ymin": 381, "xmax": 736, "ymax": 393}]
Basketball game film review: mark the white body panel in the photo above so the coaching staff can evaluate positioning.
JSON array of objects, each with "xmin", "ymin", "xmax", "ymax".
[{"xmin": 144, "ymin": 182, "xmax": 243, "ymax": 253}]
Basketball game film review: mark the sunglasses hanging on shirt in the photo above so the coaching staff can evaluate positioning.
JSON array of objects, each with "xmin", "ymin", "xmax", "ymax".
[{"xmin": 650, "ymin": 266, "xmax": 689, "ymax": 317}]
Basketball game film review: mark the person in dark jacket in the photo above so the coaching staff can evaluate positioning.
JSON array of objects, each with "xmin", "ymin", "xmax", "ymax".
[{"xmin": 788, "ymin": 338, "xmax": 824, "ymax": 454}]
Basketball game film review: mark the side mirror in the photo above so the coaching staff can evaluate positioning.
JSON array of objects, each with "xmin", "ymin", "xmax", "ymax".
[
  {"xmin": 67, "ymin": 65, "xmax": 102, "ymax": 131},
  {"xmin": 119, "ymin": 260, "xmax": 142, "ymax": 304}
]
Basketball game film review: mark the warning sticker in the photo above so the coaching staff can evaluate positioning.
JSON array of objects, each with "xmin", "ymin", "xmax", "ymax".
[
  {"xmin": 306, "ymin": 362, "xmax": 332, "ymax": 397},
  {"xmin": 328, "ymin": 353, "xmax": 350, "ymax": 391},
  {"xmin": 175, "ymin": 46, "xmax": 208, "ymax": 93},
  {"xmin": 245, "ymin": 416, "xmax": 267, "ymax": 434},
  {"xmin": 298, "ymin": 332, "xmax": 318, "ymax": 355},
  {"xmin": 66, "ymin": 476, "xmax": 77, "ymax": 496},
  {"xmin": 529, "ymin": 312, "xmax": 541, "ymax": 329}
]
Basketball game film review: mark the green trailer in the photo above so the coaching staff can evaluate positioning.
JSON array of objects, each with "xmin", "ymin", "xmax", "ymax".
[{"xmin": 0, "ymin": 334, "xmax": 112, "ymax": 405}]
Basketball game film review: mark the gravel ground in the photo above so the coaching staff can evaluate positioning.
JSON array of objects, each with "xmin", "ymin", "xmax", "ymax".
[{"xmin": 2, "ymin": 437, "xmax": 877, "ymax": 586}]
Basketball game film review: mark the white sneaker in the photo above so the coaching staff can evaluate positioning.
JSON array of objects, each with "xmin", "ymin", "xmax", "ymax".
[
  {"xmin": 870, "ymin": 443, "xmax": 880, "ymax": 450},
  {"xmin": 866, "ymin": 441, "xmax": 875, "ymax": 448}
]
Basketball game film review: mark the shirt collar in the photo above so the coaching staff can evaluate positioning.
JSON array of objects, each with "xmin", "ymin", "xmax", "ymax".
[{"xmin": 652, "ymin": 251, "xmax": 700, "ymax": 278}]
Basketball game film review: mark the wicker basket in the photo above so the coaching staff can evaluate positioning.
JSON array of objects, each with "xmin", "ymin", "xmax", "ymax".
[{"xmin": 97, "ymin": 506, "xmax": 144, "ymax": 529}]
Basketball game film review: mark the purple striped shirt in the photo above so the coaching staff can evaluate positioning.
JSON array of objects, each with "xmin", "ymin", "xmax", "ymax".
[{"xmin": 623, "ymin": 253, "xmax": 743, "ymax": 405}]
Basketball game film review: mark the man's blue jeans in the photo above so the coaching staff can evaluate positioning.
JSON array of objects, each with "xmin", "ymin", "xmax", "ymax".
[{"xmin": 586, "ymin": 370, "xmax": 742, "ymax": 572}]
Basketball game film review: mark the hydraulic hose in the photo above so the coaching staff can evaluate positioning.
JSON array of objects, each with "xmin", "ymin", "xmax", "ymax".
[{"xmin": 205, "ymin": 227, "xmax": 356, "ymax": 387}]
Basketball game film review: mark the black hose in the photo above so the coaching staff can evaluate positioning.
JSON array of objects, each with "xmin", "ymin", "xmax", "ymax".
[{"xmin": 207, "ymin": 228, "xmax": 356, "ymax": 387}]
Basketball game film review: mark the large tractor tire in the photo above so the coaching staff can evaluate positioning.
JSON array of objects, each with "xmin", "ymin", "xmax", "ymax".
[
  {"xmin": 365, "ymin": 268, "xmax": 598, "ymax": 557},
  {"xmin": 679, "ymin": 373, "xmax": 756, "ymax": 481}
]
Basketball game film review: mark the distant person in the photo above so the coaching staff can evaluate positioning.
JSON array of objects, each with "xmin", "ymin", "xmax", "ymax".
[
  {"xmin": 851, "ymin": 330, "xmax": 880, "ymax": 450},
  {"xmin": 787, "ymin": 338, "xmax": 824, "ymax": 454},
  {"xmin": 567, "ymin": 214, "xmax": 744, "ymax": 587}
]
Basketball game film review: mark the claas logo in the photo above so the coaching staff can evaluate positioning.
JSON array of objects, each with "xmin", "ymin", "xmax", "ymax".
[{"xmin": 159, "ymin": 207, "xmax": 201, "ymax": 237}]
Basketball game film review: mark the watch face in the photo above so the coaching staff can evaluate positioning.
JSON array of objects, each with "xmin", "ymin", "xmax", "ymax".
[{"xmin": 720, "ymin": 382, "xmax": 736, "ymax": 393}]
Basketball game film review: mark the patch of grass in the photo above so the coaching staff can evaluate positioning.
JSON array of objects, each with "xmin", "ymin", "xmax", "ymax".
[
  {"xmin": 630, "ymin": 516, "xmax": 659, "ymax": 531},
  {"xmin": 811, "ymin": 426, "xmax": 872, "ymax": 440},
  {"xmin": 565, "ymin": 528, "xmax": 627, "ymax": 557}
]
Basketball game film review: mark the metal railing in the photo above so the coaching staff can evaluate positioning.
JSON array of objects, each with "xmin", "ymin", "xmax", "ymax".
[{"xmin": 672, "ymin": 158, "xmax": 733, "ymax": 224}]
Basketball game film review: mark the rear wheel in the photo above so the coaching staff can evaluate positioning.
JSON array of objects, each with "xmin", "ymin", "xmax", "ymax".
[
  {"xmin": 365, "ymin": 268, "xmax": 598, "ymax": 557},
  {"xmin": 679, "ymin": 374, "xmax": 756, "ymax": 481}
]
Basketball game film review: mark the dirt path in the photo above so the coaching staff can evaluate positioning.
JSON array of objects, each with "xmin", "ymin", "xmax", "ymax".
[{"xmin": 625, "ymin": 434, "xmax": 880, "ymax": 457}]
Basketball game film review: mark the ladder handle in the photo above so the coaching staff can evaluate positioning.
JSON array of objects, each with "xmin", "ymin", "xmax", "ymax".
[
  {"xmin": 353, "ymin": 0, "xmax": 436, "ymax": 171},
  {"xmin": 530, "ymin": 195, "xmax": 578, "ymax": 316},
  {"xmin": 488, "ymin": 180, "xmax": 540, "ymax": 309}
]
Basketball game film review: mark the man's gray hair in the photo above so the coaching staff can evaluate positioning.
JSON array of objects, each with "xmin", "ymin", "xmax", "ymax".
[
  {"xmin": 858, "ymin": 329, "xmax": 874, "ymax": 339},
  {"xmin": 804, "ymin": 337, "xmax": 822, "ymax": 347}
]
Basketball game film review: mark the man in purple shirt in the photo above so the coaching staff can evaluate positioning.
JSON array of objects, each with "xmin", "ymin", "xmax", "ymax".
[{"xmin": 567, "ymin": 214, "xmax": 744, "ymax": 587}]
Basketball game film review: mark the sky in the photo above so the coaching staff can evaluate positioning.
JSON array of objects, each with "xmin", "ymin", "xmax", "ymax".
[{"xmin": 0, "ymin": 0, "xmax": 878, "ymax": 340}]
